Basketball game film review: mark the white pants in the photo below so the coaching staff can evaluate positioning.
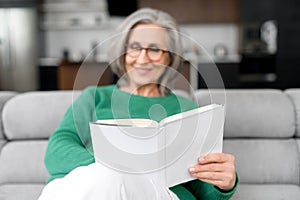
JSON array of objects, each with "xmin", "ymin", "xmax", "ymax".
[{"xmin": 38, "ymin": 163, "xmax": 179, "ymax": 200}]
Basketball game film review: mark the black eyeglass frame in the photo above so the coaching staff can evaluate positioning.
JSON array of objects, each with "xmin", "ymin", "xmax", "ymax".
[{"xmin": 126, "ymin": 46, "xmax": 170, "ymax": 61}]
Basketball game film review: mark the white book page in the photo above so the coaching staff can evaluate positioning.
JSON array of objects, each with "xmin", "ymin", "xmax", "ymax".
[
  {"xmin": 161, "ymin": 105, "xmax": 224, "ymax": 187},
  {"xmin": 90, "ymin": 104, "xmax": 224, "ymax": 187},
  {"xmin": 95, "ymin": 118, "xmax": 159, "ymax": 127},
  {"xmin": 159, "ymin": 104, "xmax": 220, "ymax": 126}
]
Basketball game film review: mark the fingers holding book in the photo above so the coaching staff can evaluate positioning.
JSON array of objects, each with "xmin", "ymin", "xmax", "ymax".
[{"xmin": 188, "ymin": 153, "xmax": 237, "ymax": 191}]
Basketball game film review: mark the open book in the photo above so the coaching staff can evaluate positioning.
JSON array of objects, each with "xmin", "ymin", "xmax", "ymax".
[{"xmin": 90, "ymin": 104, "xmax": 224, "ymax": 187}]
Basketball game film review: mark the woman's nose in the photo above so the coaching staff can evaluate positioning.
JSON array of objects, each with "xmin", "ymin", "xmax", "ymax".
[{"xmin": 136, "ymin": 49, "xmax": 150, "ymax": 64}]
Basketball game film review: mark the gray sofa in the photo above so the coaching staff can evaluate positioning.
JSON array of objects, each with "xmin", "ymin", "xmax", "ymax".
[{"xmin": 0, "ymin": 89, "xmax": 300, "ymax": 200}]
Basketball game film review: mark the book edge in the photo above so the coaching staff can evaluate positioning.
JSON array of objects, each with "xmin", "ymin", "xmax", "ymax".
[
  {"xmin": 92, "ymin": 104, "xmax": 222, "ymax": 127},
  {"xmin": 159, "ymin": 104, "xmax": 222, "ymax": 126}
]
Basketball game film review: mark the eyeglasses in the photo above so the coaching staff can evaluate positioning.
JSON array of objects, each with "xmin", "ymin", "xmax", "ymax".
[{"xmin": 126, "ymin": 44, "xmax": 169, "ymax": 61}]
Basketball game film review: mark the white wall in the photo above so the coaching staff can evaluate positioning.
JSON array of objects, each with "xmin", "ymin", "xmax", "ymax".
[
  {"xmin": 180, "ymin": 24, "xmax": 239, "ymax": 56},
  {"xmin": 44, "ymin": 19, "xmax": 239, "ymax": 62},
  {"xmin": 45, "ymin": 28, "xmax": 113, "ymax": 61}
]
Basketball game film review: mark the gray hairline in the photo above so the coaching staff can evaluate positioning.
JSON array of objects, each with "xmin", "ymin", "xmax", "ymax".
[{"xmin": 108, "ymin": 8, "xmax": 183, "ymax": 95}]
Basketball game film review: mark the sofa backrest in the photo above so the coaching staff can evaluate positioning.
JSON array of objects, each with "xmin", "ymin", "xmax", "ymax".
[
  {"xmin": 195, "ymin": 89, "xmax": 295, "ymax": 138},
  {"xmin": 285, "ymin": 89, "xmax": 300, "ymax": 138},
  {"xmin": 0, "ymin": 92, "xmax": 18, "ymax": 140},
  {"xmin": 2, "ymin": 91, "xmax": 81, "ymax": 140},
  {"xmin": 194, "ymin": 89, "xmax": 299, "ymax": 185},
  {"xmin": 0, "ymin": 92, "xmax": 18, "ymax": 157},
  {"xmin": 0, "ymin": 91, "xmax": 81, "ymax": 185},
  {"xmin": 1, "ymin": 89, "xmax": 300, "ymax": 188},
  {"xmin": 285, "ymin": 89, "xmax": 300, "ymax": 183}
]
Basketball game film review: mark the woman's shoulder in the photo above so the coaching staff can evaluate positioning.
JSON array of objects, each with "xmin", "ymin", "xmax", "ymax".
[
  {"xmin": 169, "ymin": 91, "xmax": 199, "ymax": 111},
  {"xmin": 74, "ymin": 85, "xmax": 116, "ymax": 104}
]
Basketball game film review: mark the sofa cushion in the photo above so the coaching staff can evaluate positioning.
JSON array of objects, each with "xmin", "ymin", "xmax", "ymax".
[
  {"xmin": 0, "ymin": 184, "xmax": 44, "ymax": 200},
  {"xmin": 285, "ymin": 89, "xmax": 300, "ymax": 137},
  {"xmin": 0, "ymin": 92, "xmax": 18, "ymax": 139},
  {"xmin": 195, "ymin": 89, "xmax": 295, "ymax": 138},
  {"xmin": 2, "ymin": 91, "xmax": 81, "ymax": 140},
  {"xmin": 231, "ymin": 184, "xmax": 300, "ymax": 200},
  {"xmin": 223, "ymin": 139, "xmax": 299, "ymax": 185},
  {"xmin": 0, "ymin": 141, "xmax": 49, "ymax": 184}
]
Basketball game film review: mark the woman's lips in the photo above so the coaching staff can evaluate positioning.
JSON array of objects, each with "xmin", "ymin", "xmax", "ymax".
[{"xmin": 134, "ymin": 67, "xmax": 153, "ymax": 75}]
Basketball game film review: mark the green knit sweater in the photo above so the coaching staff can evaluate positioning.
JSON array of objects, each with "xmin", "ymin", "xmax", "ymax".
[{"xmin": 45, "ymin": 85, "xmax": 237, "ymax": 199}]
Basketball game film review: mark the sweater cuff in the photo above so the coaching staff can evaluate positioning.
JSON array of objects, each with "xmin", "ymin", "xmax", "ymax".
[{"xmin": 213, "ymin": 172, "xmax": 239, "ymax": 199}]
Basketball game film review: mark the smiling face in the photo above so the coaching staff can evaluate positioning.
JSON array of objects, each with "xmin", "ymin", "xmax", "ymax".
[{"xmin": 124, "ymin": 24, "xmax": 171, "ymax": 90}]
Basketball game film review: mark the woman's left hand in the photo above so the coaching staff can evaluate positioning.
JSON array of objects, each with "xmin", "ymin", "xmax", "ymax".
[{"xmin": 188, "ymin": 153, "xmax": 236, "ymax": 191}]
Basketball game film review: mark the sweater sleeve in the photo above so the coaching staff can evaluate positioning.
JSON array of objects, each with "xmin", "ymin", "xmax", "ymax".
[
  {"xmin": 182, "ymin": 174, "xmax": 239, "ymax": 200},
  {"xmin": 44, "ymin": 87, "xmax": 97, "ymax": 183}
]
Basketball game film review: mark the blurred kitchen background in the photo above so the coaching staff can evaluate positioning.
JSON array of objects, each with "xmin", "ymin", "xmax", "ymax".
[{"xmin": 0, "ymin": 0, "xmax": 299, "ymax": 91}]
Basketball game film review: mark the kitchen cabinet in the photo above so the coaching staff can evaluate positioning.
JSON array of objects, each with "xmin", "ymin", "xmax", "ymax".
[
  {"xmin": 58, "ymin": 62, "xmax": 116, "ymax": 90},
  {"xmin": 139, "ymin": 0, "xmax": 240, "ymax": 23},
  {"xmin": 238, "ymin": 54, "xmax": 278, "ymax": 89},
  {"xmin": 198, "ymin": 62, "xmax": 240, "ymax": 89},
  {"xmin": 198, "ymin": 61, "xmax": 279, "ymax": 89},
  {"xmin": 241, "ymin": 0, "xmax": 277, "ymax": 22},
  {"xmin": 40, "ymin": 0, "xmax": 109, "ymax": 30},
  {"xmin": 241, "ymin": 0, "xmax": 300, "ymax": 88},
  {"xmin": 173, "ymin": 60, "xmax": 192, "ymax": 93},
  {"xmin": 276, "ymin": 0, "xmax": 300, "ymax": 88},
  {"xmin": 57, "ymin": 60, "xmax": 192, "ymax": 92},
  {"xmin": 0, "ymin": 0, "xmax": 37, "ymax": 7},
  {"xmin": 39, "ymin": 65, "xmax": 58, "ymax": 90}
]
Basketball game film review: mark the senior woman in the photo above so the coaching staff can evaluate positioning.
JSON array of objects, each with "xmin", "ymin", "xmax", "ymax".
[{"xmin": 38, "ymin": 8, "xmax": 238, "ymax": 200}]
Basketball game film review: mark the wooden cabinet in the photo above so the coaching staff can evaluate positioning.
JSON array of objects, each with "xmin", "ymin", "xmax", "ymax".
[
  {"xmin": 139, "ymin": 0, "xmax": 240, "ymax": 23},
  {"xmin": 58, "ymin": 61, "xmax": 192, "ymax": 92},
  {"xmin": 58, "ymin": 62, "xmax": 116, "ymax": 90},
  {"xmin": 173, "ymin": 60, "xmax": 192, "ymax": 93}
]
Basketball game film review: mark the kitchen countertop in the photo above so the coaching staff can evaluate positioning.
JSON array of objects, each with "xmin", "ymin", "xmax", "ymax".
[
  {"xmin": 185, "ymin": 53, "xmax": 241, "ymax": 64},
  {"xmin": 39, "ymin": 58, "xmax": 60, "ymax": 67},
  {"xmin": 215, "ymin": 54, "xmax": 241, "ymax": 63},
  {"xmin": 205, "ymin": 54, "xmax": 241, "ymax": 63}
]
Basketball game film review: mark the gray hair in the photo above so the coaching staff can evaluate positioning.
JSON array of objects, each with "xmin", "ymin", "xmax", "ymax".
[{"xmin": 108, "ymin": 8, "xmax": 183, "ymax": 95}]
